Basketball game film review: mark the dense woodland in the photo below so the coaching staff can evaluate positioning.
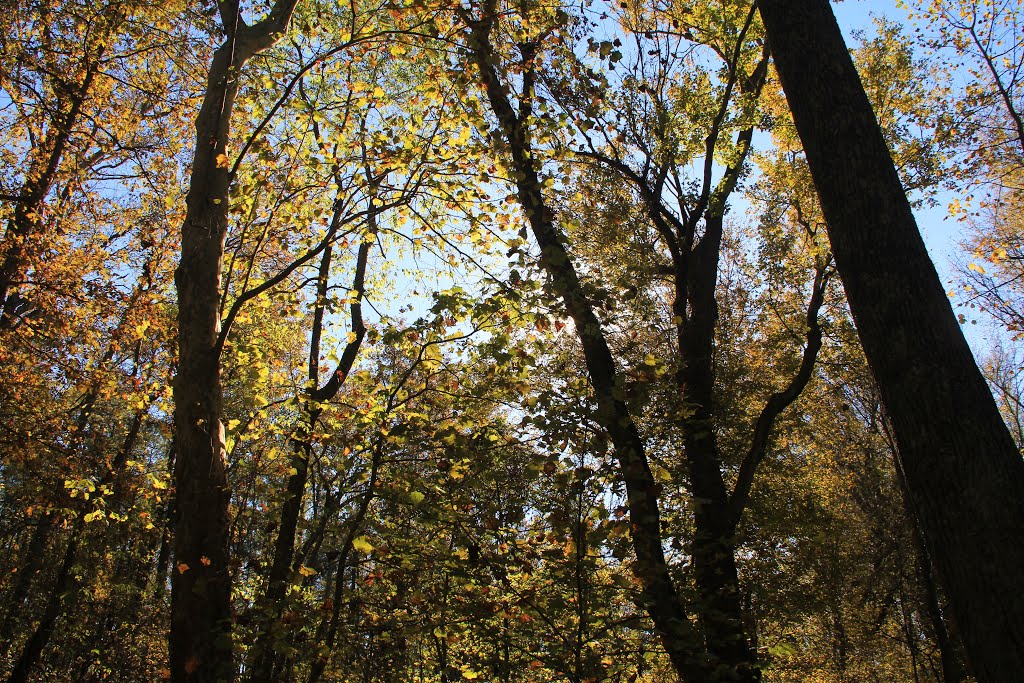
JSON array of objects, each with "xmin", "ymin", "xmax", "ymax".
[{"xmin": 1, "ymin": 0, "xmax": 1023, "ymax": 681}]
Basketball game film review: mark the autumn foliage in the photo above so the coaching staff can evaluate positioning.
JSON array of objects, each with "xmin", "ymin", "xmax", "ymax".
[{"xmin": 0, "ymin": 1, "xmax": 1019, "ymax": 682}]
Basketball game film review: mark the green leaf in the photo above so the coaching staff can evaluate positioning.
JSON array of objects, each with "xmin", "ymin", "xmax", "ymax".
[{"xmin": 352, "ymin": 536, "xmax": 374, "ymax": 554}]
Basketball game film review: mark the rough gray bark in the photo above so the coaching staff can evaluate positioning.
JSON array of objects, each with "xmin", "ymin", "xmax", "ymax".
[{"xmin": 758, "ymin": 2, "xmax": 1024, "ymax": 681}]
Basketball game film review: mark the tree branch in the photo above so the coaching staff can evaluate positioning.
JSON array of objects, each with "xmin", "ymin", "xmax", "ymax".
[{"xmin": 727, "ymin": 258, "xmax": 832, "ymax": 529}]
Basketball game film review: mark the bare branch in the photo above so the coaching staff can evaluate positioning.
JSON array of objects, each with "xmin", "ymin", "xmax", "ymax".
[{"xmin": 728, "ymin": 257, "xmax": 832, "ymax": 529}]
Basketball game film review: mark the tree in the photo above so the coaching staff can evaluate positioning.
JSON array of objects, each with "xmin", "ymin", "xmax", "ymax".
[
  {"xmin": 905, "ymin": 0, "xmax": 1024, "ymax": 343},
  {"xmin": 757, "ymin": 1, "xmax": 1024, "ymax": 680},
  {"xmin": 0, "ymin": 0, "xmax": 1016, "ymax": 680},
  {"xmin": 171, "ymin": 0, "xmax": 300, "ymax": 679},
  {"xmin": 453, "ymin": 0, "xmax": 839, "ymax": 679}
]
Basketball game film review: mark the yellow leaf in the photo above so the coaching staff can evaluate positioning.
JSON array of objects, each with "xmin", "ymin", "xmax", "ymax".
[
  {"xmin": 352, "ymin": 536, "xmax": 374, "ymax": 554},
  {"xmin": 298, "ymin": 565, "xmax": 317, "ymax": 577},
  {"xmin": 215, "ymin": 153, "xmax": 229, "ymax": 169}
]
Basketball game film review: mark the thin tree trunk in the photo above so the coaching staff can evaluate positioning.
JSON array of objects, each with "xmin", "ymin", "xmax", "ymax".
[
  {"xmin": 4, "ymin": 402, "xmax": 147, "ymax": 682},
  {"xmin": 460, "ymin": 8, "xmax": 706, "ymax": 680},
  {"xmin": 0, "ymin": 56, "xmax": 100, "ymax": 325},
  {"xmin": 246, "ymin": 245, "xmax": 333, "ymax": 683},
  {"xmin": 153, "ymin": 441, "xmax": 176, "ymax": 604},
  {"xmin": 0, "ymin": 302, "xmax": 149, "ymax": 665},
  {"xmin": 4, "ymin": 517, "xmax": 84, "ymax": 683},
  {"xmin": 306, "ymin": 439, "xmax": 382, "ymax": 683},
  {"xmin": 248, "ymin": 196, "xmax": 371, "ymax": 680},
  {"xmin": 913, "ymin": 528, "xmax": 966, "ymax": 683},
  {"xmin": 758, "ymin": 2, "xmax": 1024, "ymax": 680},
  {"xmin": 0, "ymin": 512, "xmax": 54, "ymax": 653},
  {"xmin": 891, "ymin": 435, "xmax": 968, "ymax": 683}
]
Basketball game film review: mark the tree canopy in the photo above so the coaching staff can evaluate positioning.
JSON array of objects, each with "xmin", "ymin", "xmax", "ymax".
[{"xmin": 0, "ymin": 1, "xmax": 1019, "ymax": 682}]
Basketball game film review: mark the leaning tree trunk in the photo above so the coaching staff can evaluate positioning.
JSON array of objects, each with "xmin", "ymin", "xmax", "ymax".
[
  {"xmin": 459, "ymin": 8, "xmax": 708, "ymax": 681},
  {"xmin": 757, "ymin": 2, "xmax": 1024, "ymax": 680},
  {"xmin": 0, "ymin": 59, "xmax": 100, "ymax": 326}
]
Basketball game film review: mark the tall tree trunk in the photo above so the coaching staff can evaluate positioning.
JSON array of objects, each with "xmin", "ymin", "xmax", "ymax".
[
  {"xmin": 171, "ymin": 2, "xmax": 298, "ymax": 680},
  {"xmin": 460, "ymin": 9, "xmax": 707, "ymax": 681},
  {"xmin": 680, "ymin": 211, "xmax": 759, "ymax": 682},
  {"xmin": 172, "ymin": 37, "xmax": 242, "ymax": 683},
  {"xmin": 758, "ymin": 2, "xmax": 1024, "ymax": 680}
]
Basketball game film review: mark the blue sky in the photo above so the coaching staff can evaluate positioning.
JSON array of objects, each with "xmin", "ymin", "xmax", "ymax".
[{"xmin": 373, "ymin": 1, "xmax": 1001, "ymax": 363}]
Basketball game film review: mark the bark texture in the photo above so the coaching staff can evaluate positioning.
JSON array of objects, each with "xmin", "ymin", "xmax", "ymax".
[
  {"xmin": 758, "ymin": 2, "xmax": 1024, "ymax": 681},
  {"xmin": 172, "ymin": 40, "xmax": 242, "ymax": 683},
  {"xmin": 172, "ymin": 2, "xmax": 298, "ymax": 681}
]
